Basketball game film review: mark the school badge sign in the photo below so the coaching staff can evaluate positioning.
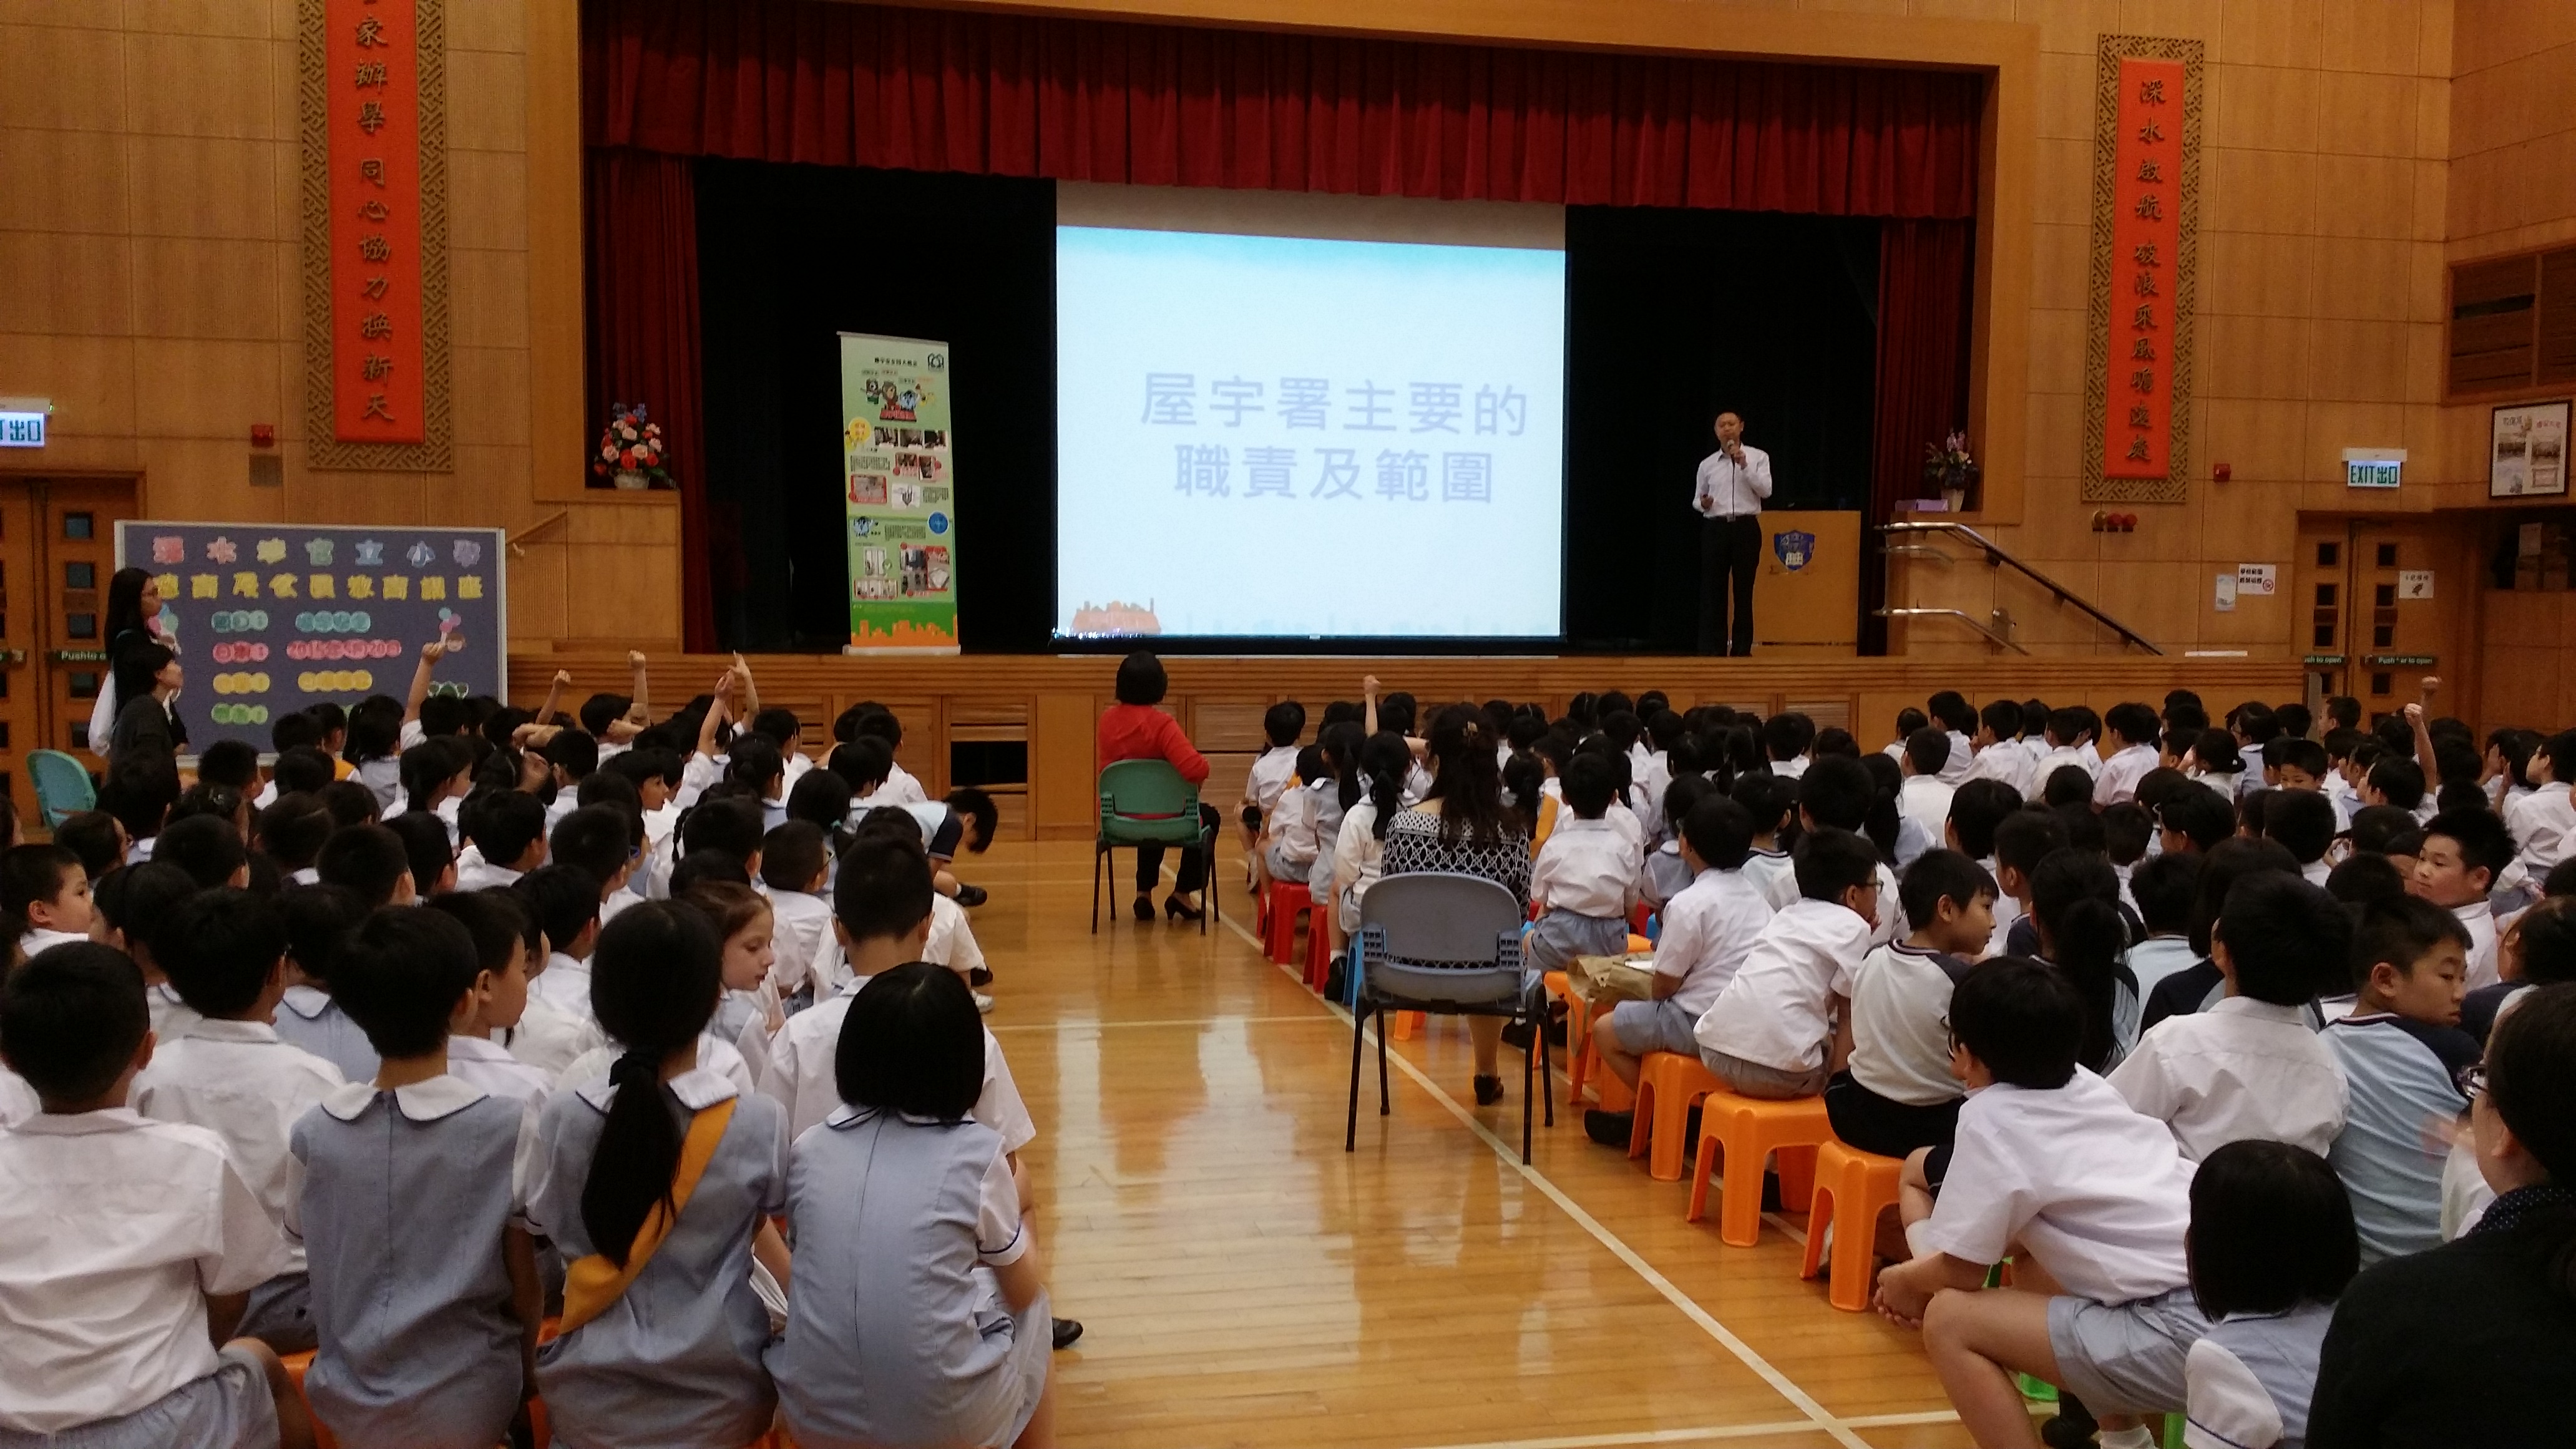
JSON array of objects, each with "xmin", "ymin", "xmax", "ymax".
[
  {"xmin": 1773, "ymin": 530, "xmax": 1816, "ymax": 571},
  {"xmin": 839, "ymin": 334, "xmax": 959, "ymax": 653}
]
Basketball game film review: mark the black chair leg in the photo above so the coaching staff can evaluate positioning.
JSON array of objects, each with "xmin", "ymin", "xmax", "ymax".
[
  {"xmin": 1521, "ymin": 1008, "xmax": 1535, "ymax": 1164},
  {"xmin": 1345, "ymin": 1001, "xmax": 1368, "ymax": 1152},
  {"xmin": 1538, "ymin": 1007, "xmax": 1555, "ymax": 1128},
  {"xmin": 1090, "ymin": 844, "xmax": 1103, "ymax": 934},
  {"xmin": 1376, "ymin": 1004, "xmax": 1391, "ymax": 1116}
]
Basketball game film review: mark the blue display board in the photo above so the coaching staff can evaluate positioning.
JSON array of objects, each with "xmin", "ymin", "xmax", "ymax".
[{"xmin": 114, "ymin": 522, "xmax": 507, "ymax": 751}]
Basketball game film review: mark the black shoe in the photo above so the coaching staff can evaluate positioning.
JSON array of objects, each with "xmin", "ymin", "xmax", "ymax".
[
  {"xmin": 1500, "ymin": 1019, "xmax": 1534, "ymax": 1051},
  {"xmin": 1322, "ymin": 957, "xmax": 1347, "ymax": 1000},
  {"xmin": 1545, "ymin": 1017, "xmax": 1568, "ymax": 1050},
  {"xmin": 1051, "ymin": 1317, "xmax": 1085, "ymax": 1350},
  {"xmin": 1164, "ymin": 894, "xmax": 1203, "ymax": 922},
  {"xmin": 954, "ymin": 883, "xmax": 988, "ymax": 908},
  {"xmin": 968, "ymin": 967, "xmax": 993, "ymax": 987},
  {"xmin": 2039, "ymin": 1393, "xmax": 2098, "ymax": 1449},
  {"xmin": 1583, "ymin": 1109, "xmax": 1635, "ymax": 1147},
  {"xmin": 1473, "ymin": 1075, "xmax": 1505, "ymax": 1106},
  {"xmin": 1132, "ymin": 895, "xmax": 1154, "ymax": 922}
]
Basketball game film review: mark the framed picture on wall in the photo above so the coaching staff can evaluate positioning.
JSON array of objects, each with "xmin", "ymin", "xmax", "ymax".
[{"xmin": 2491, "ymin": 400, "xmax": 2570, "ymax": 498}]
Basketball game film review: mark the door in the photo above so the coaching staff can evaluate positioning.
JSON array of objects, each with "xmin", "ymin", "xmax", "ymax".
[
  {"xmin": 2295, "ymin": 517, "xmax": 2441, "ymax": 726},
  {"xmin": 0, "ymin": 477, "xmax": 139, "ymax": 829}
]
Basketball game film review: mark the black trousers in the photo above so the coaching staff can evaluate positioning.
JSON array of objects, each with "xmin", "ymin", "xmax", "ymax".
[
  {"xmin": 1822, "ymin": 1070, "xmax": 1963, "ymax": 1165},
  {"xmin": 1699, "ymin": 514, "xmax": 1762, "ymax": 655},
  {"xmin": 1134, "ymin": 804, "xmax": 1221, "ymax": 894}
]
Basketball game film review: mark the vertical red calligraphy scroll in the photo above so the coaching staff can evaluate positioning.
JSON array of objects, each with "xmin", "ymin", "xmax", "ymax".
[
  {"xmin": 2104, "ymin": 57, "xmax": 2183, "ymax": 481},
  {"xmin": 327, "ymin": 0, "xmax": 424, "ymax": 443}
]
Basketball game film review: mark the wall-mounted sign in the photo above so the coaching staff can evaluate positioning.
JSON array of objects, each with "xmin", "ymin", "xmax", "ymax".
[
  {"xmin": 2398, "ymin": 570, "xmax": 2433, "ymax": 600},
  {"xmin": 2491, "ymin": 400, "xmax": 2569, "ymax": 499},
  {"xmin": 2235, "ymin": 564, "xmax": 2278, "ymax": 596},
  {"xmin": 2342, "ymin": 447, "xmax": 2404, "ymax": 490},
  {"xmin": 0, "ymin": 398, "xmax": 49, "ymax": 448},
  {"xmin": 2081, "ymin": 36, "xmax": 2203, "ymax": 506}
]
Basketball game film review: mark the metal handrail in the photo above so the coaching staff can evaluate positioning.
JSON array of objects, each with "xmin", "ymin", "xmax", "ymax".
[
  {"xmin": 1875, "ymin": 608, "xmax": 2030, "ymax": 655},
  {"xmin": 1880, "ymin": 521, "xmax": 2164, "ymax": 655}
]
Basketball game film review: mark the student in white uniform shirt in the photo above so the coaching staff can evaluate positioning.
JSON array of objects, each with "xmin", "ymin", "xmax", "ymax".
[
  {"xmin": 423, "ymin": 892, "xmax": 555, "ymax": 1110},
  {"xmin": 0, "ymin": 944, "xmax": 311, "ymax": 1449},
  {"xmin": 1694, "ymin": 828, "xmax": 1881, "ymax": 1100},
  {"xmin": 2031, "ymin": 705, "xmax": 2105, "ymax": 800},
  {"xmin": 1239, "ymin": 701, "xmax": 1305, "ymax": 871},
  {"xmin": 1730, "ymin": 773, "xmax": 1800, "ymax": 910},
  {"xmin": 1874, "ymin": 959, "xmax": 2203, "ymax": 1449},
  {"xmin": 1525, "ymin": 752, "xmax": 1642, "ymax": 975},
  {"xmin": 1786, "ymin": 757, "xmax": 1904, "ymax": 949},
  {"xmin": 1925, "ymin": 692, "xmax": 1979, "ymax": 787},
  {"xmin": 253, "ymin": 794, "xmax": 333, "ymax": 891},
  {"xmin": 2109, "ymin": 874, "xmax": 2351, "ymax": 1163},
  {"xmin": 1589, "ymin": 797, "xmax": 1773, "ymax": 1138},
  {"xmin": 1963, "ymin": 699, "xmax": 2034, "ymax": 799},
  {"xmin": 517, "ymin": 863, "xmax": 606, "ymax": 1022},
  {"xmin": 2504, "ymin": 728, "xmax": 2576, "ymax": 876},
  {"xmin": 2414, "ymin": 808, "xmax": 2512, "ymax": 990},
  {"xmin": 757, "ymin": 822, "xmax": 841, "ymax": 1005},
  {"xmin": 2092, "ymin": 702, "xmax": 2164, "ymax": 808},
  {"xmin": 1897, "ymin": 730, "xmax": 1959, "ymax": 854},
  {"xmin": 129, "ymin": 890, "xmax": 346, "ymax": 1354},
  {"xmin": 450, "ymin": 789, "xmax": 548, "ymax": 892},
  {"xmin": 89, "ymin": 858, "xmax": 203, "ymax": 1040},
  {"xmin": 2261, "ymin": 790, "xmax": 2338, "ymax": 890},
  {"xmin": 3, "ymin": 844, "xmax": 94, "ymax": 962},
  {"xmin": 1762, "ymin": 711, "xmax": 1815, "ymax": 780}
]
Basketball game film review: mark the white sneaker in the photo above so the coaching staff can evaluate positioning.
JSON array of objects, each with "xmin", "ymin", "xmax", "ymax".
[{"xmin": 973, "ymin": 991, "xmax": 995, "ymax": 1015}]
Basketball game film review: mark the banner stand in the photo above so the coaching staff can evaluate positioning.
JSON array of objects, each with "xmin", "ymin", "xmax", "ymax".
[{"xmin": 839, "ymin": 334, "xmax": 960, "ymax": 654}]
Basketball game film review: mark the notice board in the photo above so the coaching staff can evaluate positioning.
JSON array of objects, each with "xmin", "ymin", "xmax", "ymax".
[{"xmin": 114, "ymin": 522, "xmax": 505, "ymax": 750}]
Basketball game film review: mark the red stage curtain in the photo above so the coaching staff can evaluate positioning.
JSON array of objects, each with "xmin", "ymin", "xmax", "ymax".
[
  {"xmin": 1865, "ymin": 217, "xmax": 1976, "ymax": 654},
  {"xmin": 583, "ymin": 148, "xmax": 722, "ymax": 651},
  {"xmin": 584, "ymin": 0, "xmax": 1981, "ymax": 217},
  {"xmin": 580, "ymin": 0, "xmax": 1984, "ymax": 646}
]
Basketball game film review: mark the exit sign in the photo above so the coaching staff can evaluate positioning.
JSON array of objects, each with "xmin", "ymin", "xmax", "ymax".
[{"xmin": 0, "ymin": 399, "xmax": 46, "ymax": 447}]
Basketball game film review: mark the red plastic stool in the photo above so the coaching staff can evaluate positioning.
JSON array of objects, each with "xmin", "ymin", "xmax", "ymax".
[
  {"xmin": 1304, "ymin": 910, "xmax": 1334, "ymax": 990},
  {"xmin": 1260, "ymin": 880, "xmax": 1313, "ymax": 965},
  {"xmin": 1684, "ymin": 1088, "xmax": 1832, "ymax": 1246},
  {"xmin": 1799, "ymin": 1138, "xmax": 1908, "ymax": 1310}
]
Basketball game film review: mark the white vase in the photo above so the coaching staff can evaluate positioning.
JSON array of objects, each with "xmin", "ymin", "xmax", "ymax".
[
  {"xmin": 613, "ymin": 470, "xmax": 649, "ymax": 490},
  {"xmin": 1942, "ymin": 485, "xmax": 1967, "ymax": 514}
]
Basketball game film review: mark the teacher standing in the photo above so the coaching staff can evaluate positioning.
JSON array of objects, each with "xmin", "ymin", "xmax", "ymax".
[{"xmin": 1694, "ymin": 411, "xmax": 1773, "ymax": 656}]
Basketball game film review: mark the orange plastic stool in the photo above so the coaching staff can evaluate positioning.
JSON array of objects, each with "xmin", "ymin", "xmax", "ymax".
[
  {"xmin": 1625, "ymin": 932, "xmax": 1652, "ymax": 955},
  {"xmin": 1390, "ymin": 1010, "xmax": 1427, "ymax": 1040},
  {"xmin": 1260, "ymin": 880, "xmax": 1313, "ymax": 965},
  {"xmin": 280, "ymin": 1350, "xmax": 338, "ymax": 1449},
  {"xmin": 1627, "ymin": 1051, "xmax": 1724, "ymax": 1181},
  {"xmin": 1684, "ymin": 1088, "xmax": 1832, "ymax": 1246},
  {"xmin": 1800, "ymin": 1138, "xmax": 1908, "ymax": 1310}
]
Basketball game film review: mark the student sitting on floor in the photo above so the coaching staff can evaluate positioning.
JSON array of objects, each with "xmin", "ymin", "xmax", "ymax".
[
  {"xmin": 2177, "ymin": 1139, "xmax": 2359, "ymax": 1449},
  {"xmin": 290, "ymin": 907, "xmax": 544, "ymax": 1449},
  {"xmin": 1873, "ymin": 957, "xmax": 2201, "ymax": 1449},
  {"xmin": 2109, "ymin": 873, "xmax": 2351, "ymax": 1161},
  {"xmin": 0, "ymin": 943, "xmax": 315, "ymax": 1449},
  {"xmin": 1525, "ymin": 751, "xmax": 1642, "ymax": 975},
  {"xmin": 1692, "ymin": 827, "xmax": 1881, "ymax": 1101},
  {"xmin": 3, "ymin": 843, "xmax": 92, "ymax": 960},
  {"xmin": 1583, "ymin": 796, "xmax": 1770, "ymax": 1143},
  {"xmin": 1826, "ymin": 849, "xmax": 1995, "ymax": 1163},
  {"xmin": 2323, "ymin": 895, "xmax": 2479, "ymax": 1264},
  {"xmin": 767, "ymin": 964, "xmax": 1057, "ymax": 1449},
  {"xmin": 531, "ymin": 902, "xmax": 791, "ymax": 1449},
  {"xmin": 130, "ymin": 889, "xmax": 345, "ymax": 1354},
  {"xmin": 2412, "ymin": 807, "xmax": 2510, "ymax": 990},
  {"xmin": 89, "ymin": 860, "xmax": 201, "ymax": 1037}
]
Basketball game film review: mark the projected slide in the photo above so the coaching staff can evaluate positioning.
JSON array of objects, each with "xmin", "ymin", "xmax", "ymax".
[{"xmin": 1056, "ymin": 225, "xmax": 1564, "ymax": 638}]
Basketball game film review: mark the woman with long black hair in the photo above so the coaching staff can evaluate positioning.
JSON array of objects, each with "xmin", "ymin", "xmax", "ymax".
[{"xmin": 92, "ymin": 566, "xmax": 175, "ymax": 760}]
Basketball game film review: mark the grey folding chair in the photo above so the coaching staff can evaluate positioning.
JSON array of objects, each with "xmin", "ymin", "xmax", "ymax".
[{"xmin": 1344, "ymin": 871, "xmax": 1553, "ymax": 1163}]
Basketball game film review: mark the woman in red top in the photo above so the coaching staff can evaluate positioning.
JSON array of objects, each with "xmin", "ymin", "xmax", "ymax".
[{"xmin": 1097, "ymin": 651, "xmax": 1220, "ymax": 922}]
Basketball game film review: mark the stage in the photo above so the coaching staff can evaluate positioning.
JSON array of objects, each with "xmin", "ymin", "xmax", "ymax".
[{"xmin": 510, "ymin": 651, "xmax": 2302, "ymax": 842}]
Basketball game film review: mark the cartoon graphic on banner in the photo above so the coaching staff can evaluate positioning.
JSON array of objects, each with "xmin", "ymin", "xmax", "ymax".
[
  {"xmin": 840, "ymin": 334, "xmax": 959, "ymax": 653},
  {"xmin": 116, "ymin": 522, "xmax": 505, "ymax": 751}
]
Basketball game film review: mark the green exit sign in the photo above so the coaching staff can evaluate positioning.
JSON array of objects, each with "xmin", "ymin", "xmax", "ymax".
[{"xmin": 0, "ymin": 409, "xmax": 44, "ymax": 448}]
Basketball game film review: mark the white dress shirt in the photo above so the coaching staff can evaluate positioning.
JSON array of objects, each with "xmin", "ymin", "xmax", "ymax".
[
  {"xmin": 758, "ymin": 982, "xmax": 1034, "ymax": 1146},
  {"xmin": 1918, "ymin": 1071, "xmax": 2195, "ymax": 1304},
  {"xmin": 1899, "ymin": 774, "xmax": 1957, "ymax": 852},
  {"xmin": 527, "ymin": 950, "xmax": 595, "ymax": 1020},
  {"xmin": 2107, "ymin": 995, "xmax": 2349, "ymax": 1161},
  {"xmin": 1965, "ymin": 741, "xmax": 2032, "ymax": 799},
  {"xmin": 1938, "ymin": 730, "xmax": 1976, "ymax": 786},
  {"xmin": 2031, "ymin": 743, "xmax": 2102, "ymax": 799},
  {"xmin": 1530, "ymin": 815, "xmax": 1642, "ymax": 920},
  {"xmin": 16, "ymin": 928, "xmax": 87, "ymax": 961},
  {"xmin": 1242, "ymin": 746, "xmax": 1298, "ymax": 816},
  {"xmin": 1692, "ymin": 443, "xmax": 1775, "ymax": 518},
  {"xmin": 1695, "ymin": 898, "xmax": 1871, "ymax": 1073},
  {"xmin": 557, "ymin": 1033, "xmax": 755, "ymax": 1100},
  {"xmin": 1649, "ymin": 867, "xmax": 1775, "ymax": 1019},
  {"xmin": 2092, "ymin": 743, "xmax": 2160, "ymax": 807},
  {"xmin": 0, "ymin": 1070, "xmax": 32, "ymax": 1128},
  {"xmin": 2507, "ymin": 780, "xmax": 2574, "ymax": 875},
  {"xmin": 2454, "ymin": 899, "xmax": 2500, "ymax": 991},
  {"xmin": 502, "ymin": 991, "xmax": 603, "ymax": 1079},
  {"xmin": 448, "ymin": 1032, "xmax": 555, "ymax": 1109},
  {"xmin": 129, "ymin": 1018, "xmax": 346, "ymax": 1274},
  {"xmin": 452, "ymin": 858, "xmax": 524, "ymax": 893},
  {"xmin": 0, "ymin": 1110, "xmax": 291, "ymax": 1434},
  {"xmin": 764, "ymin": 888, "xmax": 840, "ymax": 997}
]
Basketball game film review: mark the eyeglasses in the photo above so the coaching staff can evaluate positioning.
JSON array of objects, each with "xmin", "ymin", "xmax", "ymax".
[{"xmin": 2460, "ymin": 1063, "xmax": 2487, "ymax": 1102}]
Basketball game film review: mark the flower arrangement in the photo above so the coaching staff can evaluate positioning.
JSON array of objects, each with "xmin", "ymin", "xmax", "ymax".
[
  {"xmin": 1922, "ymin": 430, "xmax": 1980, "ymax": 510},
  {"xmin": 592, "ymin": 403, "xmax": 669, "ymax": 489}
]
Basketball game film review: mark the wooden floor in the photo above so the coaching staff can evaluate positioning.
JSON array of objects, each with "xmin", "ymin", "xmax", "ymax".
[{"xmin": 967, "ymin": 837, "xmax": 1983, "ymax": 1449}]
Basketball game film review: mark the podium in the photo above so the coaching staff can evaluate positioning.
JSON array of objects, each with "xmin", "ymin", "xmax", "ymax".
[{"xmin": 1752, "ymin": 510, "xmax": 1861, "ymax": 655}]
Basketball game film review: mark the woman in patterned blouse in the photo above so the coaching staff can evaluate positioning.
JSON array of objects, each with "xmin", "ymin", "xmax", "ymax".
[{"xmin": 1380, "ymin": 703, "xmax": 1535, "ymax": 1106}]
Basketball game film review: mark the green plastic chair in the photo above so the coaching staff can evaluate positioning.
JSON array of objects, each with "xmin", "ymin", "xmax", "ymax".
[
  {"xmin": 26, "ymin": 749, "xmax": 97, "ymax": 829},
  {"xmin": 1093, "ymin": 759, "xmax": 1218, "ymax": 935}
]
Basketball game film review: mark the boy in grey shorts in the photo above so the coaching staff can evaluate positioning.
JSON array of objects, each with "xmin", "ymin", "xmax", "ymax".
[
  {"xmin": 1873, "ymin": 957, "xmax": 2205, "ymax": 1448},
  {"xmin": 1584, "ymin": 794, "xmax": 1775, "ymax": 1146}
]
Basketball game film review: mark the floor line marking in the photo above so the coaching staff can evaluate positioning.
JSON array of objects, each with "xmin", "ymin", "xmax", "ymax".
[
  {"xmin": 1215, "ymin": 911, "xmax": 1868, "ymax": 1449},
  {"xmin": 1413, "ymin": 1418, "xmax": 1851, "ymax": 1449},
  {"xmin": 987, "ymin": 1014, "xmax": 1337, "ymax": 1032}
]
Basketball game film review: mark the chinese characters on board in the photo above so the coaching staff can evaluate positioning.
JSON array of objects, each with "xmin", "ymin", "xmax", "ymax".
[
  {"xmin": 2104, "ymin": 58, "xmax": 2185, "ymax": 480},
  {"xmin": 1140, "ymin": 374, "xmax": 1526, "ymax": 503}
]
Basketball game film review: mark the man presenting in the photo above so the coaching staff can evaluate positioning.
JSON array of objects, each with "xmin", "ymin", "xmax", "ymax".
[{"xmin": 1695, "ymin": 411, "xmax": 1773, "ymax": 656}]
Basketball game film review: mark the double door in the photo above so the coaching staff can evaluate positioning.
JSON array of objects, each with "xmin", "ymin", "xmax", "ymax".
[
  {"xmin": 0, "ymin": 477, "xmax": 139, "ymax": 824},
  {"xmin": 2295, "ymin": 517, "xmax": 2441, "ymax": 723}
]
